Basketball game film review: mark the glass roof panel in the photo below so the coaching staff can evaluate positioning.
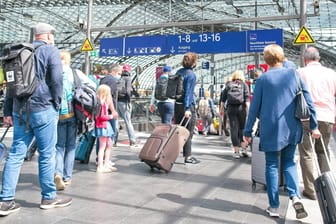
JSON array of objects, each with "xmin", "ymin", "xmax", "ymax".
[{"xmin": 0, "ymin": 0, "xmax": 335, "ymax": 90}]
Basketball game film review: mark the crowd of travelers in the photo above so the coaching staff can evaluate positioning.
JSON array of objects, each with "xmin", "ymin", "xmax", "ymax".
[{"xmin": 0, "ymin": 21, "xmax": 335, "ymax": 222}]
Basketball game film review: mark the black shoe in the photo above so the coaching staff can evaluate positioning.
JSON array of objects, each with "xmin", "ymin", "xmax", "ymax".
[
  {"xmin": 40, "ymin": 197, "xmax": 72, "ymax": 209},
  {"xmin": 130, "ymin": 141, "xmax": 139, "ymax": 147},
  {"xmin": 224, "ymin": 129, "xmax": 230, "ymax": 136},
  {"xmin": 184, "ymin": 156, "xmax": 201, "ymax": 164},
  {"xmin": 0, "ymin": 200, "xmax": 21, "ymax": 216}
]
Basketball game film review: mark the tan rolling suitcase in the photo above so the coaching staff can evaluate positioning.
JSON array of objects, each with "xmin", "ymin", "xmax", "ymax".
[{"xmin": 139, "ymin": 119, "xmax": 190, "ymax": 173}]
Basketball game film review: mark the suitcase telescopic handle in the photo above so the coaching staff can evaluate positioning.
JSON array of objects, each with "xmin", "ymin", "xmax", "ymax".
[
  {"xmin": 0, "ymin": 126, "xmax": 11, "ymax": 142},
  {"xmin": 308, "ymin": 134, "xmax": 331, "ymax": 176},
  {"xmin": 179, "ymin": 116, "xmax": 191, "ymax": 127}
]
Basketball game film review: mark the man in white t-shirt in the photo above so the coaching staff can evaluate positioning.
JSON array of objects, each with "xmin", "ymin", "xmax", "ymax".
[{"xmin": 297, "ymin": 46, "xmax": 336, "ymax": 200}]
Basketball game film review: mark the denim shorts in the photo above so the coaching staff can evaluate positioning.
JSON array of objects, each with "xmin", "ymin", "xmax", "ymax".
[{"xmin": 93, "ymin": 122, "xmax": 113, "ymax": 137}]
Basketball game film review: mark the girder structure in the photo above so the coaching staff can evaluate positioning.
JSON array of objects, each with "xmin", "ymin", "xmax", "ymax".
[{"xmin": 0, "ymin": 0, "xmax": 335, "ymax": 90}]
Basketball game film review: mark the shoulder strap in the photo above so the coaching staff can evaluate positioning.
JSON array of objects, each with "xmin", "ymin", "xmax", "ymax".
[
  {"xmin": 72, "ymin": 69, "xmax": 81, "ymax": 88},
  {"xmin": 294, "ymin": 71, "xmax": 302, "ymax": 91}
]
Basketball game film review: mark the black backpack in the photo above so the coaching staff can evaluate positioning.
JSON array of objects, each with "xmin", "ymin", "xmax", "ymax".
[
  {"xmin": 1, "ymin": 43, "xmax": 45, "ymax": 130},
  {"xmin": 154, "ymin": 76, "xmax": 168, "ymax": 101},
  {"xmin": 73, "ymin": 70, "xmax": 100, "ymax": 133},
  {"xmin": 117, "ymin": 76, "xmax": 127, "ymax": 99},
  {"xmin": 2, "ymin": 43, "xmax": 41, "ymax": 98},
  {"xmin": 166, "ymin": 72, "xmax": 184, "ymax": 102},
  {"xmin": 226, "ymin": 81, "xmax": 245, "ymax": 105}
]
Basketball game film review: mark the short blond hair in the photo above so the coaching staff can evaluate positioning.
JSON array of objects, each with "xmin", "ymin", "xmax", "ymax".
[
  {"xmin": 60, "ymin": 50, "xmax": 71, "ymax": 65},
  {"xmin": 204, "ymin": 90, "xmax": 210, "ymax": 98},
  {"xmin": 231, "ymin": 70, "xmax": 245, "ymax": 82},
  {"xmin": 263, "ymin": 44, "xmax": 285, "ymax": 67}
]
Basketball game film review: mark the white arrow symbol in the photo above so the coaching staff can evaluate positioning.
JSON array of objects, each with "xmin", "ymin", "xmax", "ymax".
[{"xmin": 170, "ymin": 46, "xmax": 175, "ymax": 53}]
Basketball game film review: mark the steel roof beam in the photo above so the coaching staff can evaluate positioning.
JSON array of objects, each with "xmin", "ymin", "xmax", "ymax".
[{"xmin": 91, "ymin": 14, "xmax": 306, "ymax": 32}]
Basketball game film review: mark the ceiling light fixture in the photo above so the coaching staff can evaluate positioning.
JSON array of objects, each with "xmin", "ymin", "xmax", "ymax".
[
  {"xmin": 225, "ymin": 0, "xmax": 233, "ymax": 5},
  {"xmin": 22, "ymin": 13, "xmax": 33, "ymax": 19},
  {"xmin": 235, "ymin": 7, "xmax": 244, "ymax": 15}
]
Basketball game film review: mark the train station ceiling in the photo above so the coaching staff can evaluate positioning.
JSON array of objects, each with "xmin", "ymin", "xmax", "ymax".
[{"xmin": 0, "ymin": 0, "xmax": 335, "ymax": 89}]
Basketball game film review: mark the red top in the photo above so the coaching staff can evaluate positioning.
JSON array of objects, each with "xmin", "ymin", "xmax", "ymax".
[{"xmin": 95, "ymin": 102, "xmax": 110, "ymax": 128}]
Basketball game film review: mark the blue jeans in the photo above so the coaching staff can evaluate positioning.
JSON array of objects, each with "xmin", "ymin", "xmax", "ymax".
[
  {"xmin": 265, "ymin": 144, "xmax": 300, "ymax": 208},
  {"xmin": 200, "ymin": 113, "xmax": 212, "ymax": 134},
  {"xmin": 55, "ymin": 116, "xmax": 77, "ymax": 181},
  {"xmin": 117, "ymin": 101, "xmax": 136, "ymax": 143},
  {"xmin": 0, "ymin": 106, "xmax": 58, "ymax": 201},
  {"xmin": 157, "ymin": 101, "xmax": 174, "ymax": 124}
]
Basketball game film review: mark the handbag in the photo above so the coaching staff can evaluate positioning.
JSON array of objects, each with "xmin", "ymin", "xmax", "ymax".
[
  {"xmin": 294, "ymin": 72, "xmax": 310, "ymax": 120},
  {"xmin": 213, "ymin": 116, "xmax": 219, "ymax": 130}
]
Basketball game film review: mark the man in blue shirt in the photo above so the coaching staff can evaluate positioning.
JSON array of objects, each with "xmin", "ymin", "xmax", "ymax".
[{"xmin": 0, "ymin": 22, "xmax": 72, "ymax": 216}]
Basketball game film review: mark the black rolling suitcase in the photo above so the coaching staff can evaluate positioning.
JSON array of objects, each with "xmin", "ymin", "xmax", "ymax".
[
  {"xmin": 309, "ymin": 135, "xmax": 336, "ymax": 224},
  {"xmin": 25, "ymin": 137, "xmax": 37, "ymax": 161},
  {"xmin": 0, "ymin": 126, "xmax": 11, "ymax": 163},
  {"xmin": 75, "ymin": 131, "xmax": 96, "ymax": 164}
]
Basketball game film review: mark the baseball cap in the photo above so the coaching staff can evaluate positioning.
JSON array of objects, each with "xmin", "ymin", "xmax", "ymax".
[
  {"xmin": 163, "ymin": 65, "xmax": 172, "ymax": 73},
  {"xmin": 33, "ymin": 22, "xmax": 56, "ymax": 35},
  {"xmin": 122, "ymin": 64, "xmax": 131, "ymax": 73}
]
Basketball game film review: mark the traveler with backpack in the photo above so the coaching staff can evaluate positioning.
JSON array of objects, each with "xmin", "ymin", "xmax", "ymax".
[
  {"xmin": 53, "ymin": 50, "xmax": 96, "ymax": 191},
  {"xmin": 220, "ymin": 70, "xmax": 250, "ymax": 159},
  {"xmin": 116, "ymin": 64, "xmax": 137, "ymax": 147},
  {"xmin": 219, "ymin": 77, "xmax": 232, "ymax": 137},
  {"xmin": 0, "ymin": 23, "xmax": 72, "ymax": 216},
  {"xmin": 174, "ymin": 52, "xmax": 200, "ymax": 164},
  {"xmin": 149, "ymin": 65, "xmax": 175, "ymax": 124},
  {"xmin": 197, "ymin": 91, "xmax": 215, "ymax": 136}
]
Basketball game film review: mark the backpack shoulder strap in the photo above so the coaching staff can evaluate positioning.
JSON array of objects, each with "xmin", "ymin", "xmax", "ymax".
[{"xmin": 72, "ymin": 69, "xmax": 81, "ymax": 88}]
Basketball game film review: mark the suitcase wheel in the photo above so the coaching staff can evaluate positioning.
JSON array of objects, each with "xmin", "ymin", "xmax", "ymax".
[{"xmin": 252, "ymin": 182, "xmax": 256, "ymax": 191}]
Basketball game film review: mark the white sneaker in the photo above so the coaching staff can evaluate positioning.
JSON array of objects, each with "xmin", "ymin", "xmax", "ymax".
[
  {"xmin": 233, "ymin": 152, "xmax": 240, "ymax": 159},
  {"xmin": 108, "ymin": 160, "xmax": 116, "ymax": 168},
  {"xmin": 241, "ymin": 148, "xmax": 248, "ymax": 157},
  {"xmin": 96, "ymin": 160, "xmax": 115, "ymax": 167},
  {"xmin": 96, "ymin": 166, "xmax": 118, "ymax": 173},
  {"xmin": 266, "ymin": 207, "xmax": 280, "ymax": 218},
  {"xmin": 292, "ymin": 196, "xmax": 308, "ymax": 219}
]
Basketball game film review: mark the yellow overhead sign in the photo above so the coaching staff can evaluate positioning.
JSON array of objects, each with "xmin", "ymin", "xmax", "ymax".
[
  {"xmin": 293, "ymin": 26, "xmax": 315, "ymax": 45},
  {"xmin": 81, "ymin": 38, "xmax": 94, "ymax": 52}
]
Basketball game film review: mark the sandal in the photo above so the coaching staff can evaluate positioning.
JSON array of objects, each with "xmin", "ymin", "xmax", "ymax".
[{"xmin": 184, "ymin": 156, "xmax": 201, "ymax": 164}]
